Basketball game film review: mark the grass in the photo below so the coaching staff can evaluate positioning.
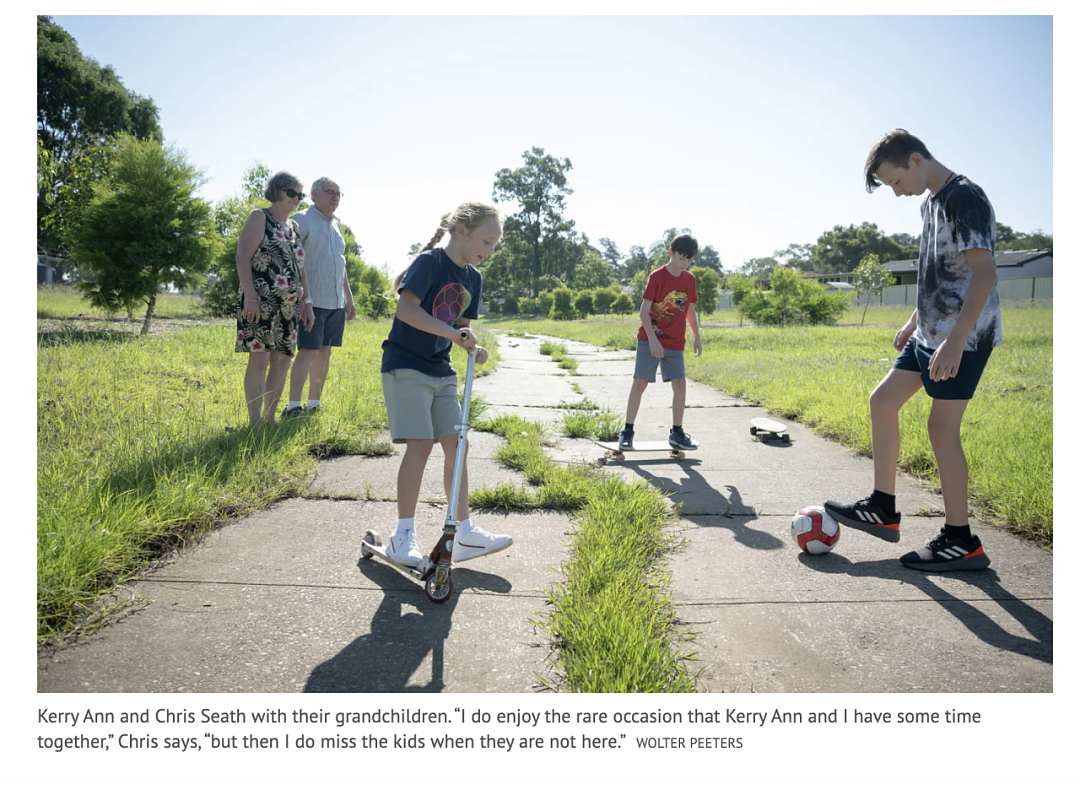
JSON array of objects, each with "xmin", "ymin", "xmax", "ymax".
[
  {"xmin": 559, "ymin": 406, "xmax": 624, "ymax": 440},
  {"xmin": 37, "ymin": 308, "xmax": 501, "ymax": 640},
  {"xmin": 471, "ymin": 414, "xmax": 698, "ymax": 692},
  {"xmin": 38, "ymin": 284, "xmax": 206, "ymax": 320},
  {"xmin": 493, "ymin": 303, "xmax": 1053, "ymax": 543}
]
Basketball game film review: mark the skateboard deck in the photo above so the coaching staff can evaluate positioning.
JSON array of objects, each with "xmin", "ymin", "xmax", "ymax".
[
  {"xmin": 595, "ymin": 440, "xmax": 697, "ymax": 463},
  {"xmin": 750, "ymin": 417, "xmax": 789, "ymax": 442}
]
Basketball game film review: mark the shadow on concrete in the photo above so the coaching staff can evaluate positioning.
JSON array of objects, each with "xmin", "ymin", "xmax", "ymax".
[
  {"xmin": 303, "ymin": 559, "xmax": 512, "ymax": 693},
  {"xmin": 621, "ymin": 458, "xmax": 783, "ymax": 551},
  {"xmin": 798, "ymin": 554, "xmax": 1053, "ymax": 664}
]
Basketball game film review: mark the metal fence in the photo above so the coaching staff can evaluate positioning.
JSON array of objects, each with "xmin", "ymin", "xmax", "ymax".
[{"xmin": 715, "ymin": 277, "xmax": 1052, "ymax": 311}]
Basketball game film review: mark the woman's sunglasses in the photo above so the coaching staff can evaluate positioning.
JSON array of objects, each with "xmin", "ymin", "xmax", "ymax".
[{"xmin": 282, "ymin": 188, "xmax": 306, "ymax": 200}]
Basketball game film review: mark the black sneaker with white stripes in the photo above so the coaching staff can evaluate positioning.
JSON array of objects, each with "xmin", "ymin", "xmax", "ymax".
[
  {"xmin": 824, "ymin": 495, "xmax": 901, "ymax": 543},
  {"xmin": 900, "ymin": 527, "xmax": 991, "ymax": 571}
]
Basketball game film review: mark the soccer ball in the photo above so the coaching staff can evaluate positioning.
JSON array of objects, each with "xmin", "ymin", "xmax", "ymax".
[{"xmin": 791, "ymin": 506, "xmax": 840, "ymax": 554}]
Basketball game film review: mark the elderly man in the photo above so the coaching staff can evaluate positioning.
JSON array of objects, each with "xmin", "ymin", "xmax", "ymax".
[{"xmin": 283, "ymin": 177, "xmax": 355, "ymax": 416}]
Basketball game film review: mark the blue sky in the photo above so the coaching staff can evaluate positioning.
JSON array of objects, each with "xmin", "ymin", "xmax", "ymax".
[{"xmin": 44, "ymin": 13, "xmax": 1053, "ymax": 276}]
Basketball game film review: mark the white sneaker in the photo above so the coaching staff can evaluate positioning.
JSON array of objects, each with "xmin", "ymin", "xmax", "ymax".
[
  {"xmin": 388, "ymin": 529, "xmax": 423, "ymax": 567},
  {"xmin": 453, "ymin": 523, "xmax": 513, "ymax": 562}
]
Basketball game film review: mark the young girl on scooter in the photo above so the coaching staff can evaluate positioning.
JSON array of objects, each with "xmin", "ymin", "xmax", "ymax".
[{"xmin": 380, "ymin": 202, "xmax": 513, "ymax": 566}]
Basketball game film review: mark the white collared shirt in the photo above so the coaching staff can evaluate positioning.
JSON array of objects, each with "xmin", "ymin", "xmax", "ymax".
[{"xmin": 293, "ymin": 206, "xmax": 347, "ymax": 309}]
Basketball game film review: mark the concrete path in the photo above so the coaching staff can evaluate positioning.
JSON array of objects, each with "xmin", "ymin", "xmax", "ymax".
[{"xmin": 37, "ymin": 331, "xmax": 1052, "ymax": 692}]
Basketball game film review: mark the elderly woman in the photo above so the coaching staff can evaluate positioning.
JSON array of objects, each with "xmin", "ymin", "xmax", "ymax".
[{"xmin": 235, "ymin": 171, "xmax": 315, "ymax": 426}]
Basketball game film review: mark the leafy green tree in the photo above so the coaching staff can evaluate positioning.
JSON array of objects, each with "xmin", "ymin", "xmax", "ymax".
[
  {"xmin": 621, "ymin": 245, "xmax": 651, "ymax": 283},
  {"xmin": 536, "ymin": 291, "xmax": 555, "ymax": 316},
  {"xmin": 593, "ymin": 287, "xmax": 617, "ymax": 315},
  {"xmin": 573, "ymin": 290, "xmax": 595, "ymax": 317},
  {"xmin": 68, "ymin": 134, "xmax": 217, "ymax": 334},
  {"xmin": 808, "ymin": 222, "xmax": 908, "ymax": 273},
  {"xmin": 735, "ymin": 267, "xmax": 848, "ymax": 326},
  {"xmin": 203, "ymin": 164, "xmax": 271, "ymax": 316},
  {"xmin": 852, "ymin": 253, "xmax": 895, "ymax": 326},
  {"xmin": 774, "ymin": 242, "xmax": 813, "ymax": 271},
  {"xmin": 38, "ymin": 16, "xmax": 162, "ymax": 255},
  {"xmin": 689, "ymin": 266, "xmax": 721, "ymax": 314},
  {"xmin": 631, "ymin": 270, "xmax": 649, "ymax": 302},
  {"xmin": 570, "ymin": 249, "xmax": 616, "ymax": 290},
  {"xmin": 598, "ymin": 237, "xmax": 623, "ymax": 269},
  {"xmin": 738, "ymin": 257, "xmax": 778, "ymax": 281},
  {"xmin": 493, "ymin": 147, "xmax": 578, "ymax": 294},
  {"xmin": 550, "ymin": 288, "xmax": 575, "ymax": 320},
  {"xmin": 996, "ymin": 223, "xmax": 1053, "ymax": 253},
  {"xmin": 612, "ymin": 292, "xmax": 635, "ymax": 315},
  {"xmin": 695, "ymin": 244, "xmax": 723, "ymax": 274}
]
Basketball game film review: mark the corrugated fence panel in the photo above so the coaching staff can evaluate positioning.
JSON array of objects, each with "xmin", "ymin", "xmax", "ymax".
[{"xmin": 713, "ymin": 277, "xmax": 1050, "ymax": 311}]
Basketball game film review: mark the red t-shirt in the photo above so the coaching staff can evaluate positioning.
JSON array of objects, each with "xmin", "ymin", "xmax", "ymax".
[{"xmin": 636, "ymin": 266, "xmax": 699, "ymax": 351}]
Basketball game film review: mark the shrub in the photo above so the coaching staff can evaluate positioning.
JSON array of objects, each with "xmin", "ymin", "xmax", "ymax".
[
  {"xmin": 612, "ymin": 292, "xmax": 635, "ymax": 315},
  {"xmin": 573, "ymin": 290, "xmax": 595, "ymax": 317},
  {"xmin": 593, "ymin": 288, "xmax": 617, "ymax": 315},
  {"xmin": 550, "ymin": 288, "xmax": 575, "ymax": 320}
]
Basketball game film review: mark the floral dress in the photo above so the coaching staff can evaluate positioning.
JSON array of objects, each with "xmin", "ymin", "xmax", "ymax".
[{"xmin": 235, "ymin": 208, "xmax": 306, "ymax": 355}]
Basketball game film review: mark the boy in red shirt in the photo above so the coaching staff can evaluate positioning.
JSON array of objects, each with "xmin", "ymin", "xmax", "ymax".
[{"xmin": 618, "ymin": 233, "xmax": 703, "ymax": 451}]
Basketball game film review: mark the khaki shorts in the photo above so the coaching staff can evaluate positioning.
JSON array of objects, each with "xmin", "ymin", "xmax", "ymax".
[{"xmin": 382, "ymin": 368, "xmax": 460, "ymax": 443}]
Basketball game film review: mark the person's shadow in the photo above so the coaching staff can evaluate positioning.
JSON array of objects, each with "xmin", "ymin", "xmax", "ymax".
[
  {"xmin": 303, "ymin": 557, "xmax": 512, "ymax": 692},
  {"xmin": 798, "ymin": 554, "xmax": 1052, "ymax": 664},
  {"xmin": 619, "ymin": 457, "xmax": 786, "ymax": 551}
]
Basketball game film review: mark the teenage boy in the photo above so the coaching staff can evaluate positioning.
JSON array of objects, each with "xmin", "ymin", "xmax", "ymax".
[
  {"xmin": 618, "ymin": 233, "xmax": 703, "ymax": 452},
  {"xmin": 825, "ymin": 129, "xmax": 1001, "ymax": 571}
]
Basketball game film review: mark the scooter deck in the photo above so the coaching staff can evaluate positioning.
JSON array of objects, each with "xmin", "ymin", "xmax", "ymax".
[{"xmin": 360, "ymin": 538, "xmax": 434, "ymax": 580}]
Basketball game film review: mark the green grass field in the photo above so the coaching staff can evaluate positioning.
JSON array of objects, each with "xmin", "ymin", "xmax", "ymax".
[
  {"xmin": 37, "ymin": 310, "xmax": 499, "ymax": 640},
  {"xmin": 490, "ymin": 303, "xmax": 1053, "ymax": 543},
  {"xmin": 38, "ymin": 284, "xmax": 206, "ymax": 319}
]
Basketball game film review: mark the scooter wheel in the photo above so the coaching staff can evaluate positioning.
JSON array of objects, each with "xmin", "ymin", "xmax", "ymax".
[
  {"xmin": 425, "ymin": 572, "xmax": 454, "ymax": 603},
  {"xmin": 361, "ymin": 530, "xmax": 381, "ymax": 560}
]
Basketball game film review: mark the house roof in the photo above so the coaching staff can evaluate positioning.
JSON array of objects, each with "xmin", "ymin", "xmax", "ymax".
[{"xmin": 883, "ymin": 249, "xmax": 1051, "ymax": 273}]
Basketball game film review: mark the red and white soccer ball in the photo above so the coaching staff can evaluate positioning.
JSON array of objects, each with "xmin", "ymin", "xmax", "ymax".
[{"xmin": 791, "ymin": 506, "xmax": 841, "ymax": 554}]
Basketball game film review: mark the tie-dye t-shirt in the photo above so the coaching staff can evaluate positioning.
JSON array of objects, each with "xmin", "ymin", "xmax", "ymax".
[
  {"xmin": 914, "ymin": 175, "xmax": 1002, "ymax": 352},
  {"xmin": 381, "ymin": 247, "xmax": 482, "ymax": 377}
]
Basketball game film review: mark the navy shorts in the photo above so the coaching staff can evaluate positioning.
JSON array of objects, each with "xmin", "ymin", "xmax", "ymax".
[
  {"xmin": 894, "ymin": 336, "xmax": 993, "ymax": 400},
  {"xmin": 297, "ymin": 307, "xmax": 346, "ymax": 350}
]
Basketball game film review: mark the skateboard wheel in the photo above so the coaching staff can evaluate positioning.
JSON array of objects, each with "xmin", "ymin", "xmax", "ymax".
[
  {"xmin": 361, "ymin": 530, "xmax": 381, "ymax": 559},
  {"xmin": 782, "ymin": 434, "xmax": 790, "ymax": 443},
  {"xmin": 750, "ymin": 426, "xmax": 758, "ymax": 436},
  {"xmin": 677, "ymin": 451, "xmax": 686, "ymax": 460},
  {"xmin": 615, "ymin": 452, "xmax": 625, "ymax": 463},
  {"xmin": 425, "ymin": 572, "xmax": 454, "ymax": 603}
]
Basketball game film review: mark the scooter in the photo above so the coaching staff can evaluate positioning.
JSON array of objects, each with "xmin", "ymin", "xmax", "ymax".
[{"xmin": 360, "ymin": 332, "xmax": 477, "ymax": 603}]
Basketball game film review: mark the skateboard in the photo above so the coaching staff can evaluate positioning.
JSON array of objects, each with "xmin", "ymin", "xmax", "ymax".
[
  {"xmin": 595, "ymin": 440, "xmax": 697, "ymax": 464},
  {"xmin": 750, "ymin": 417, "xmax": 789, "ymax": 443}
]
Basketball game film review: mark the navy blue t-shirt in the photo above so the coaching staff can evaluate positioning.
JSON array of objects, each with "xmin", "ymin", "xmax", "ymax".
[{"xmin": 381, "ymin": 248, "xmax": 482, "ymax": 377}]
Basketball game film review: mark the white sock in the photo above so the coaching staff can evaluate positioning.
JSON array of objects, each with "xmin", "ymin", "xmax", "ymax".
[
  {"xmin": 307, "ymin": 398, "xmax": 320, "ymax": 408},
  {"xmin": 286, "ymin": 400, "xmax": 302, "ymax": 410},
  {"xmin": 395, "ymin": 517, "xmax": 415, "ymax": 535},
  {"xmin": 458, "ymin": 517, "xmax": 472, "ymax": 533}
]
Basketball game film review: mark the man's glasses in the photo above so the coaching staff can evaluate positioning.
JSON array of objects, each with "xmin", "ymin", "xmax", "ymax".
[
  {"xmin": 321, "ymin": 190, "xmax": 343, "ymax": 199},
  {"xmin": 282, "ymin": 188, "xmax": 306, "ymax": 200}
]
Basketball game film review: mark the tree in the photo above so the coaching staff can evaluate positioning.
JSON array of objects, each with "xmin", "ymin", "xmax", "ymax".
[
  {"xmin": 203, "ymin": 163, "xmax": 271, "ymax": 316},
  {"xmin": 612, "ymin": 292, "xmax": 635, "ymax": 315},
  {"xmin": 593, "ymin": 287, "xmax": 617, "ymax": 315},
  {"xmin": 67, "ymin": 134, "xmax": 217, "ymax": 334},
  {"xmin": 598, "ymin": 237, "xmax": 623, "ymax": 268},
  {"xmin": 38, "ymin": 16, "xmax": 162, "ymax": 255},
  {"xmin": 852, "ymin": 253, "xmax": 895, "ymax": 326},
  {"xmin": 570, "ymin": 249, "xmax": 616, "ymax": 290},
  {"xmin": 630, "ymin": 270, "xmax": 649, "ymax": 302},
  {"xmin": 808, "ymin": 222, "xmax": 908, "ymax": 273},
  {"xmin": 695, "ymin": 244, "xmax": 723, "ymax": 274},
  {"xmin": 774, "ymin": 242, "xmax": 813, "ymax": 271},
  {"xmin": 492, "ymin": 147, "xmax": 577, "ymax": 294},
  {"xmin": 735, "ymin": 267, "xmax": 849, "ymax": 326},
  {"xmin": 689, "ymin": 266, "xmax": 721, "ymax": 314},
  {"xmin": 550, "ymin": 288, "xmax": 575, "ymax": 320},
  {"xmin": 573, "ymin": 290, "xmax": 595, "ymax": 317},
  {"xmin": 738, "ymin": 257, "xmax": 778, "ymax": 281},
  {"xmin": 996, "ymin": 223, "xmax": 1053, "ymax": 253},
  {"xmin": 621, "ymin": 245, "xmax": 651, "ymax": 282}
]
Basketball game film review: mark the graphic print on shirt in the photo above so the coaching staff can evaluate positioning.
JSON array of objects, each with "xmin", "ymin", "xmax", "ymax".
[
  {"xmin": 650, "ymin": 290, "xmax": 690, "ymax": 340},
  {"xmin": 432, "ymin": 283, "xmax": 472, "ymax": 351}
]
